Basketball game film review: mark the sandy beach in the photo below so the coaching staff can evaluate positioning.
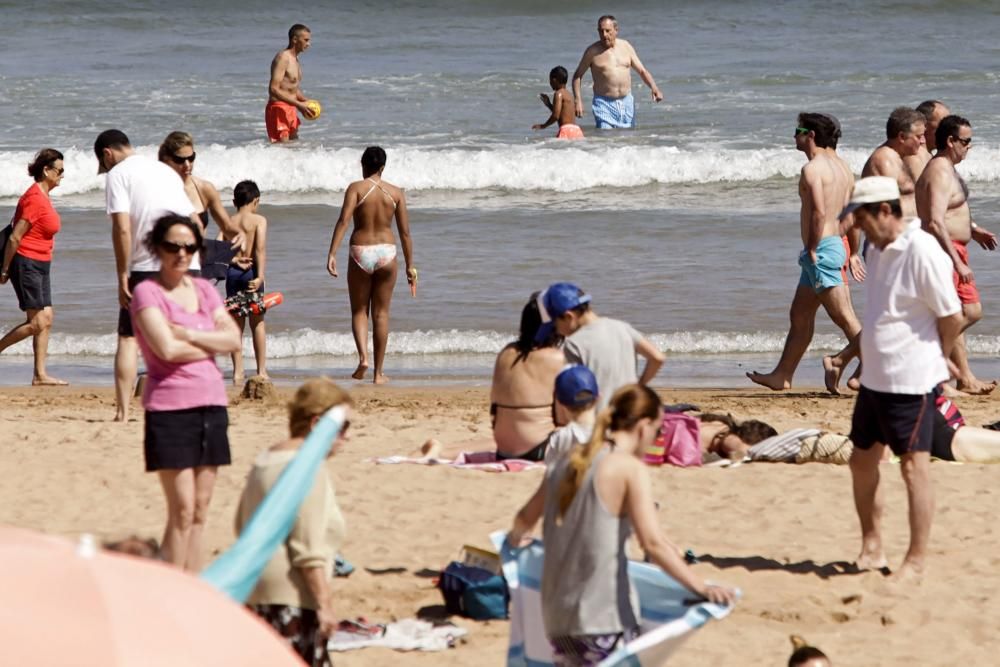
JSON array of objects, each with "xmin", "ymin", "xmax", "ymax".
[{"xmin": 3, "ymin": 383, "xmax": 999, "ymax": 665}]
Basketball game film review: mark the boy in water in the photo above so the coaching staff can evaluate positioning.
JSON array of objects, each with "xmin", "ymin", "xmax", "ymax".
[
  {"xmin": 222, "ymin": 180, "xmax": 269, "ymax": 384},
  {"xmin": 532, "ymin": 66, "xmax": 584, "ymax": 140},
  {"xmin": 535, "ymin": 282, "xmax": 665, "ymax": 410}
]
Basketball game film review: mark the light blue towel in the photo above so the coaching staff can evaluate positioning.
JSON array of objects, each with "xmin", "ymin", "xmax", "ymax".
[
  {"xmin": 491, "ymin": 531, "xmax": 738, "ymax": 666},
  {"xmin": 201, "ymin": 405, "xmax": 348, "ymax": 602}
]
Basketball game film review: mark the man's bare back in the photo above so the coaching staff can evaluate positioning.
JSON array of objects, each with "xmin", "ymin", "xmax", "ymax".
[{"xmin": 801, "ymin": 151, "xmax": 853, "ymax": 248}]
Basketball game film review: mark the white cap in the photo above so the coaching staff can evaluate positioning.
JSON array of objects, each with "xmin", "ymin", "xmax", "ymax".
[{"xmin": 838, "ymin": 176, "xmax": 901, "ymax": 219}]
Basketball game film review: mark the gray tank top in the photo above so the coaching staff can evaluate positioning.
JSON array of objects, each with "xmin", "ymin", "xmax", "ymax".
[{"xmin": 541, "ymin": 447, "xmax": 640, "ymax": 638}]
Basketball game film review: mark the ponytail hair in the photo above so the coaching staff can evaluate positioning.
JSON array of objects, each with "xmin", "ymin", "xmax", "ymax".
[{"xmin": 557, "ymin": 384, "xmax": 661, "ymax": 518}]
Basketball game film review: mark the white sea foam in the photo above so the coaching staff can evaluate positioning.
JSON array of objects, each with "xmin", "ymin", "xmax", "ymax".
[
  {"xmin": 4, "ymin": 144, "xmax": 999, "ymax": 200},
  {"xmin": 6, "ymin": 328, "xmax": 1000, "ymax": 358}
]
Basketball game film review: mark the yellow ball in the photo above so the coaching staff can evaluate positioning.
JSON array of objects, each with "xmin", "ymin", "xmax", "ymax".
[{"xmin": 305, "ymin": 100, "xmax": 322, "ymax": 120}]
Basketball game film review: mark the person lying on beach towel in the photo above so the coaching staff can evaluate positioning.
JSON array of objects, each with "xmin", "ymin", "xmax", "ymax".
[{"xmin": 705, "ymin": 396, "xmax": 1000, "ymax": 465}]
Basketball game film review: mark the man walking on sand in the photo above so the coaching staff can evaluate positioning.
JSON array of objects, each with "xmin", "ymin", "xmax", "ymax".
[
  {"xmin": 823, "ymin": 107, "xmax": 927, "ymax": 393},
  {"xmin": 747, "ymin": 113, "xmax": 861, "ymax": 391},
  {"xmin": 916, "ymin": 115, "xmax": 997, "ymax": 395},
  {"xmin": 95, "ymin": 129, "xmax": 201, "ymax": 422},
  {"xmin": 266, "ymin": 23, "xmax": 318, "ymax": 143},
  {"xmin": 842, "ymin": 176, "xmax": 962, "ymax": 581},
  {"xmin": 572, "ymin": 15, "xmax": 662, "ymax": 129}
]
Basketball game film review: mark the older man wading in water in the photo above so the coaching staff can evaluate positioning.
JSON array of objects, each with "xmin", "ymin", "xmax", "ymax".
[{"xmin": 572, "ymin": 15, "xmax": 663, "ymax": 129}]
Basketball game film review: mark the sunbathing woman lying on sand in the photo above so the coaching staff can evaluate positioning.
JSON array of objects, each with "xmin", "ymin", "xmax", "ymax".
[{"xmin": 701, "ymin": 397, "xmax": 1000, "ymax": 465}]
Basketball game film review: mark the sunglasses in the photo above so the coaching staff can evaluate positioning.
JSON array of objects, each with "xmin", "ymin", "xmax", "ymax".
[
  {"xmin": 953, "ymin": 136, "xmax": 972, "ymax": 147},
  {"xmin": 794, "ymin": 127, "xmax": 811, "ymax": 137},
  {"xmin": 169, "ymin": 152, "xmax": 197, "ymax": 164},
  {"xmin": 161, "ymin": 241, "xmax": 199, "ymax": 255},
  {"xmin": 47, "ymin": 165, "xmax": 65, "ymax": 176}
]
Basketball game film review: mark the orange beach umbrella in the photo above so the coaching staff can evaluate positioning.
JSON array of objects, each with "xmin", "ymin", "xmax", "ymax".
[{"xmin": 0, "ymin": 525, "xmax": 305, "ymax": 667}]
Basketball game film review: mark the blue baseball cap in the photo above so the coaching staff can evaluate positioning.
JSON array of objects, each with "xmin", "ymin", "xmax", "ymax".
[
  {"xmin": 534, "ymin": 282, "xmax": 591, "ymax": 344},
  {"xmin": 555, "ymin": 365, "xmax": 599, "ymax": 408}
]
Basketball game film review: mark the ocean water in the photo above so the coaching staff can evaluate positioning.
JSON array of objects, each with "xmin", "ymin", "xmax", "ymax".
[{"xmin": 2, "ymin": 0, "xmax": 1000, "ymax": 386}]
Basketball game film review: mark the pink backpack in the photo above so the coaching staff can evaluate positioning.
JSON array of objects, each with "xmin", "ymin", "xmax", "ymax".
[{"xmin": 644, "ymin": 412, "xmax": 702, "ymax": 467}]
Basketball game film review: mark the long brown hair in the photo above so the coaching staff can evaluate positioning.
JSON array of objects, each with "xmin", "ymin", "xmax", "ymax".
[{"xmin": 557, "ymin": 384, "xmax": 661, "ymax": 518}]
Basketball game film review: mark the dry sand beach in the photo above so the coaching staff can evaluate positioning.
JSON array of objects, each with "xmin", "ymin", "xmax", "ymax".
[{"xmin": 3, "ymin": 384, "xmax": 999, "ymax": 665}]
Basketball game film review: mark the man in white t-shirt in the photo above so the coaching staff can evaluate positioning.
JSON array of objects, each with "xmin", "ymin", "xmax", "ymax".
[
  {"xmin": 841, "ymin": 176, "xmax": 963, "ymax": 581},
  {"xmin": 94, "ymin": 129, "xmax": 201, "ymax": 422}
]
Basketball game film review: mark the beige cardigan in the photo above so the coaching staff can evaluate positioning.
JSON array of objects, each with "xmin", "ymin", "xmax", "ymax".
[{"xmin": 235, "ymin": 448, "xmax": 346, "ymax": 610}]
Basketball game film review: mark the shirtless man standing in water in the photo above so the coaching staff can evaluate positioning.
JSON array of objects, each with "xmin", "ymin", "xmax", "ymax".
[
  {"xmin": 916, "ymin": 115, "xmax": 998, "ymax": 395},
  {"xmin": 572, "ymin": 15, "xmax": 662, "ymax": 129},
  {"xmin": 823, "ymin": 107, "xmax": 927, "ymax": 393},
  {"xmin": 748, "ymin": 113, "xmax": 861, "ymax": 391},
  {"xmin": 265, "ymin": 24, "xmax": 318, "ymax": 143}
]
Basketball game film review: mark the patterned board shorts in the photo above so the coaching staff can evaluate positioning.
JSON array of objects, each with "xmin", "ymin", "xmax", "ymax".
[
  {"xmin": 250, "ymin": 604, "xmax": 332, "ymax": 667},
  {"xmin": 550, "ymin": 628, "xmax": 640, "ymax": 666}
]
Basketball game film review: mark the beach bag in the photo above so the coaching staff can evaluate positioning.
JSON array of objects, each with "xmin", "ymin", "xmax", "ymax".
[
  {"xmin": 437, "ymin": 561, "xmax": 509, "ymax": 620},
  {"xmin": 645, "ymin": 412, "xmax": 702, "ymax": 467}
]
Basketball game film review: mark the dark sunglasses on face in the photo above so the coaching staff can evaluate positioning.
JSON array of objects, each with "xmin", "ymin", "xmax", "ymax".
[
  {"xmin": 161, "ymin": 241, "xmax": 199, "ymax": 255},
  {"xmin": 47, "ymin": 165, "xmax": 65, "ymax": 176},
  {"xmin": 953, "ymin": 136, "xmax": 972, "ymax": 147},
  {"xmin": 170, "ymin": 152, "xmax": 196, "ymax": 164}
]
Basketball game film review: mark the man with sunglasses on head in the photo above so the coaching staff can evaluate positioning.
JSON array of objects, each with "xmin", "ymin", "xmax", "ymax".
[
  {"xmin": 915, "ymin": 115, "xmax": 997, "ymax": 395},
  {"xmin": 748, "ymin": 113, "xmax": 861, "ymax": 392},
  {"xmin": 94, "ymin": 128, "xmax": 203, "ymax": 422}
]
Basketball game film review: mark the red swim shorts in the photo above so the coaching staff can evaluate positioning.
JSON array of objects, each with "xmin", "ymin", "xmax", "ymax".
[
  {"xmin": 951, "ymin": 240, "xmax": 980, "ymax": 305},
  {"xmin": 840, "ymin": 235, "xmax": 850, "ymax": 284},
  {"xmin": 265, "ymin": 101, "xmax": 300, "ymax": 143},
  {"xmin": 557, "ymin": 124, "xmax": 585, "ymax": 140}
]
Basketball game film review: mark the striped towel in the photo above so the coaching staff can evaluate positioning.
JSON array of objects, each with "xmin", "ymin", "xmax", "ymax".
[{"xmin": 491, "ymin": 532, "xmax": 737, "ymax": 666}]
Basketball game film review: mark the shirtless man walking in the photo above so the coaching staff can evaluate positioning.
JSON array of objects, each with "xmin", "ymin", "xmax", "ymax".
[
  {"xmin": 823, "ymin": 107, "xmax": 926, "ymax": 393},
  {"xmin": 916, "ymin": 115, "xmax": 997, "ymax": 395},
  {"xmin": 903, "ymin": 100, "xmax": 950, "ymax": 181},
  {"xmin": 265, "ymin": 24, "xmax": 318, "ymax": 143},
  {"xmin": 748, "ymin": 113, "xmax": 861, "ymax": 391},
  {"xmin": 572, "ymin": 15, "xmax": 662, "ymax": 129}
]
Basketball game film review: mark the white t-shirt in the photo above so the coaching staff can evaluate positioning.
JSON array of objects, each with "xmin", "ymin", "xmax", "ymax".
[
  {"xmin": 105, "ymin": 155, "xmax": 197, "ymax": 272},
  {"xmin": 860, "ymin": 218, "xmax": 961, "ymax": 394}
]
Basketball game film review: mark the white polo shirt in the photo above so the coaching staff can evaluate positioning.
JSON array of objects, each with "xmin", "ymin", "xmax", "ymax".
[
  {"xmin": 860, "ymin": 218, "xmax": 961, "ymax": 394},
  {"xmin": 105, "ymin": 155, "xmax": 197, "ymax": 272}
]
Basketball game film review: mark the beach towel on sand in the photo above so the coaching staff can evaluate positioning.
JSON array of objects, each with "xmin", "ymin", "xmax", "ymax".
[
  {"xmin": 491, "ymin": 531, "xmax": 737, "ymax": 666},
  {"xmin": 368, "ymin": 451, "xmax": 543, "ymax": 473}
]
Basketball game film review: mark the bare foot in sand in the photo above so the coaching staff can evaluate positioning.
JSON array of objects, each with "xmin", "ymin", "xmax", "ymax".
[
  {"xmin": 940, "ymin": 383, "xmax": 968, "ymax": 399},
  {"xmin": 373, "ymin": 373, "xmax": 389, "ymax": 385},
  {"xmin": 351, "ymin": 362, "xmax": 369, "ymax": 380},
  {"xmin": 889, "ymin": 559, "xmax": 924, "ymax": 583},
  {"xmin": 855, "ymin": 551, "xmax": 889, "ymax": 572},
  {"xmin": 823, "ymin": 356, "xmax": 843, "ymax": 395},
  {"xmin": 746, "ymin": 371, "xmax": 790, "ymax": 391},
  {"xmin": 232, "ymin": 374, "xmax": 245, "ymax": 387},
  {"xmin": 32, "ymin": 375, "xmax": 68, "ymax": 386},
  {"xmin": 255, "ymin": 373, "xmax": 271, "ymax": 382},
  {"xmin": 956, "ymin": 378, "xmax": 997, "ymax": 395}
]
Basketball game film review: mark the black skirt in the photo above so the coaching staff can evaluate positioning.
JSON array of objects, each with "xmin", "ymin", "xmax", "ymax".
[{"xmin": 144, "ymin": 406, "xmax": 231, "ymax": 472}]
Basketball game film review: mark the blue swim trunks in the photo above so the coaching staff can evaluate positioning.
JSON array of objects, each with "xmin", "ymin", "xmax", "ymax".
[
  {"xmin": 592, "ymin": 93, "xmax": 635, "ymax": 129},
  {"xmin": 798, "ymin": 235, "xmax": 847, "ymax": 293},
  {"xmin": 226, "ymin": 265, "xmax": 263, "ymax": 298}
]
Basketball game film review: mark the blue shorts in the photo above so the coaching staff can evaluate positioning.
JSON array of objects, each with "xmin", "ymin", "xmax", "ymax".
[
  {"xmin": 592, "ymin": 93, "xmax": 635, "ymax": 129},
  {"xmin": 225, "ymin": 265, "xmax": 262, "ymax": 298},
  {"xmin": 798, "ymin": 235, "xmax": 847, "ymax": 293}
]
